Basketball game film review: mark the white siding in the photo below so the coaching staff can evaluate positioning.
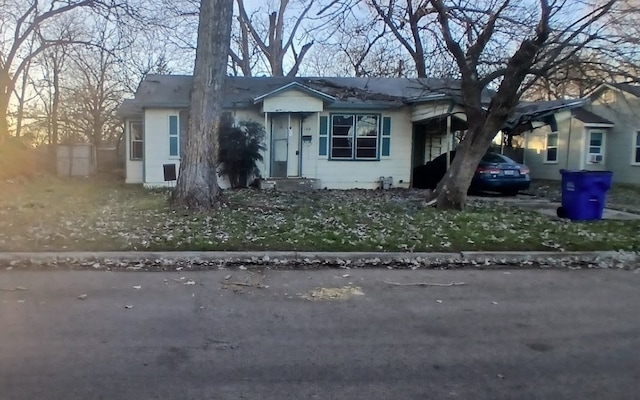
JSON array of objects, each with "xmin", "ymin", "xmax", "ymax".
[
  {"xmin": 411, "ymin": 101, "xmax": 465, "ymax": 122},
  {"xmin": 524, "ymin": 113, "xmax": 587, "ymax": 181},
  {"xmin": 141, "ymin": 105, "xmax": 413, "ymax": 189},
  {"xmin": 589, "ymin": 90, "xmax": 640, "ymax": 185},
  {"xmin": 143, "ymin": 109, "xmax": 181, "ymax": 187},
  {"xmin": 262, "ymin": 90, "xmax": 324, "ymax": 113},
  {"xmin": 125, "ymin": 118, "xmax": 143, "ymax": 184},
  {"xmin": 308, "ymin": 108, "xmax": 413, "ymax": 189}
]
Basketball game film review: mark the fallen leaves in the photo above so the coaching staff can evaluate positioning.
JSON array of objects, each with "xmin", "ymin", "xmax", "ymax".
[
  {"xmin": 300, "ymin": 285, "xmax": 364, "ymax": 301},
  {"xmin": 0, "ymin": 178, "xmax": 639, "ymax": 253},
  {"xmin": 383, "ymin": 281, "xmax": 467, "ymax": 287}
]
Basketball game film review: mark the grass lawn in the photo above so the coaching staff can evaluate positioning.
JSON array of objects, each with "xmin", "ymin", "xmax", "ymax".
[{"xmin": 0, "ymin": 176, "xmax": 639, "ymax": 253}]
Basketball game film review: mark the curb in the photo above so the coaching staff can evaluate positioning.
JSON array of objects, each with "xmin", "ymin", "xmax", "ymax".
[{"xmin": 0, "ymin": 251, "xmax": 638, "ymax": 271}]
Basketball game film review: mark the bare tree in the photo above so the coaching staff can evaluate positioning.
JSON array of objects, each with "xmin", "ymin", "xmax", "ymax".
[
  {"xmin": 234, "ymin": 0, "xmax": 316, "ymax": 77},
  {"xmin": 0, "ymin": 0, "xmax": 127, "ymax": 142},
  {"xmin": 64, "ymin": 26, "xmax": 128, "ymax": 148},
  {"xmin": 423, "ymin": 0, "xmax": 622, "ymax": 210},
  {"xmin": 171, "ymin": 0, "xmax": 234, "ymax": 210}
]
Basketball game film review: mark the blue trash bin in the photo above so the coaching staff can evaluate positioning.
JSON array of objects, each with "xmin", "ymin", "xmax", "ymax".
[{"xmin": 558, "ymin": 170, "xmax": 613, "ymax": 221}]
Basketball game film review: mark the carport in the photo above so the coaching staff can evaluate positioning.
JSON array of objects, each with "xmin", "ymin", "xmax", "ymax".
[{"xmin": 409, "ymin": 98, "xmax": 469, "ymax": 186}]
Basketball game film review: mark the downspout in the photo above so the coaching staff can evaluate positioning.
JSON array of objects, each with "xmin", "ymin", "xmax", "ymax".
[{"xmin": 565, "ymin": 112, "xmax": 573, "ymax": 170}]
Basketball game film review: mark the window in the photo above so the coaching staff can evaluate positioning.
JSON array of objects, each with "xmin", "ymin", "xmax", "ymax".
[
  {"xmin": 130, "ymin": 121, "xmax": 143, "ymax": 160},
  {"xmin": 545, "ymin": 132, "xmax": 558, "ymax": 162},
  {"xmin": 634, "ymin": 131, "xmax": 640, "ymax": 164},
  {"xmin": 169, "ymin": 115, "xmax": 179, "ymax": 157},
  {"xmin": 330, "ymin": 114, "xmax": 379, "ymax": 160},
  {"xmin": 589, "ymin": 131, "xmax": 604, "ymax": 155}
]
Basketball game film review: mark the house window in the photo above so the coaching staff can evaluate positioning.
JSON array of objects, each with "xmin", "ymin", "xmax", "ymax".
[
  {"xmin": 589, "ymin": 131, "xmax": 604, "ymax": 156},
  {"xmin": 330, "ymin": 114, "xmax": 379, "ymax": 160},
  {"xmin": 545, "ymin": 132, "xmax": 558, "ymax": 162},
  {"xmin": 634, "ymin": 131, "xmax": 640, "ymax": 164},
  {"xmin": 130, "ymin": 121, "xmax": 143, "ymax": 160},
  {"xmin": 169, "ymin": 115, "xmax": 179, "ymax": 157}
]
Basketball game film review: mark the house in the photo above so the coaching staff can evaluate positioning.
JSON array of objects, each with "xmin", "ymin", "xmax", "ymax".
[
  {"xmin": 523, "ymin": 83, "xmax": 640, "ymax": 185},
  {"xmin": 117, "ymin": 75, "xmax": 564, "ymax": 189}
]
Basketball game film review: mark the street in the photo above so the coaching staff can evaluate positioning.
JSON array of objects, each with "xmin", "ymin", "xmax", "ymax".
[{"xmin": 1, "ymin": 268, "xmax": 639, "ymax": 399}]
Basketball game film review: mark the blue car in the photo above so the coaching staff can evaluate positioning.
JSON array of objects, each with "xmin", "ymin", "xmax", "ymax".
[{"xmin": 412, "ymin": 151, "xmax": 531, "ymax": 195}]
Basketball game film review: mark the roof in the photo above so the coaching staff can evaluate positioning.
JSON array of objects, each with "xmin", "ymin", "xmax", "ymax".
[
  {"xmin": 506, "ymin": 99, "xmax": 585, "ymax": 128},
  {"xmin": 252, "ymin": 81, "xmax": 336, "ymax": 103},
  {"xmin": 587, "ymin": 82, "xmax": 640, "ymax": 100},
  {"xmin": 123, "ymin": 75, "xmax": 494, "ymax": 112},
  {"xmin": 115, "ymin": 99, "xmax": 142, "ymax": 118},
  {"xmin": 572, "ymin": 107, "xmax": 614, "ymax": 126}
]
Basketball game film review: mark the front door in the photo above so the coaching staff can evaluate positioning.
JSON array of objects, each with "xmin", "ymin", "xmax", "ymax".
[
  {"xmin": 270, "ymin": 114, "xmax": 301, "ymax": 177},
  {"xmin": 271, "ymin": 115, "xmax": 288, "ymax": 177}
]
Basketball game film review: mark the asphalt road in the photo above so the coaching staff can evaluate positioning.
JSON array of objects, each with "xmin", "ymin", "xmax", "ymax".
[{"xmin": 1, "ymin": 268, "xmax": 639, "ymax": 400}]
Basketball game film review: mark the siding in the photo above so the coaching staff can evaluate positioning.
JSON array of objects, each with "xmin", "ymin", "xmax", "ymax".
[
  {"xmin": 524, "ymin": 111, "xmax": 585, "ymax": 181},
  {"xmin": 143, "ymin": 109, "xmax": 182, "ymax": 187},
  {"xmin": 588, "ymin": 91, "xmax": 640, "ymax": 184},
  {"xmin": 262, "ymin": 90, "xmax": 324, "ymax": 113},
  {"xmin": 139, "ymin": 105, "xmax": 414, "ymax": 189},
  {"xmin": 311, "ymin": 107, "xmax": 413, "ymax": 189},
  {"xmin": 125, "ymin": 118, "xmax": 143, "ymax": 183}
]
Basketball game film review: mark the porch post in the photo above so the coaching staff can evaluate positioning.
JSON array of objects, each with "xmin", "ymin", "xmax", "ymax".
[{"xmin": 264, "ymin": 111, "xmax": 269, "ymax": 178}]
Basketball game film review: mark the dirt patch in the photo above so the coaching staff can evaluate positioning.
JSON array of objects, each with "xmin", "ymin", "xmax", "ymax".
[{"xmin": 300, "ymin": 285, "xmax": 364, "ymax": 301}]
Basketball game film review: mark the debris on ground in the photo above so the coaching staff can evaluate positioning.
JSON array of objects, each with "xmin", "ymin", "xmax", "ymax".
[
  {"xmin": 124, "ymin": 305, "xmax": 133, "ymax": 309},
  {"xmin": 300, "ymin": 285, "xmax": 364, "ymax": 301},
  {"xmin": 383, "ymin": 281, "xmax": 466, "ymax": 287},
  {"xmin": 133, "ymin": 285, "xmax": 142, "ymax": 289},
  {"xmin": 77, "ymin": 294, "xmax": 88, "ymax": 300},
  {"xmin": 0, "ymin": 286, "xmax": 28, "ymax": 291}
]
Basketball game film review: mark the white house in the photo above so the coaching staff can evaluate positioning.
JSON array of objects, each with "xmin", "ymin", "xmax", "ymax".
[
  {"xmin": 522, "ymin": 84, "xmax": 640, "ymax": 185},
  {"xmin": 117, "ymin": 75, "xmax": 561, "ymax": 189}
]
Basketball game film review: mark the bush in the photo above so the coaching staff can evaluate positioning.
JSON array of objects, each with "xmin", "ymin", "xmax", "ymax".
[
  {"xmin": 218, "ymin": 115, "xmax": 266, "ymax": 188},
  {"xmin": 0, "ymin": 137, "xmax": 38, "ymax": 180}
]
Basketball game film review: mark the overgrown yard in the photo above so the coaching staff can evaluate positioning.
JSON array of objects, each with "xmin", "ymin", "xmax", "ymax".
[{"xmin": 1, "ymin": 177, "xmax": 639, "ymax": 252}]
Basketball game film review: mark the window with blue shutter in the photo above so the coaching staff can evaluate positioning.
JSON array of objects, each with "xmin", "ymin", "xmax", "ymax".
[
  {"xmin": 319, "ymin": 115, "xmax": 328, "ymax": 156},
  {"xmin": 169, "ymin": 115, "xmax": 179, "ymax": 157},
  {"xmin": 381, "ymin": 116, "xmax": 391, "ymax": 157}
]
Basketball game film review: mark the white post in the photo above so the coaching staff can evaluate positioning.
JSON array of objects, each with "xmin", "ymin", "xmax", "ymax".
[{"xmin": 264, "ymin": 111, "xmax": 269, "ymax": 178}]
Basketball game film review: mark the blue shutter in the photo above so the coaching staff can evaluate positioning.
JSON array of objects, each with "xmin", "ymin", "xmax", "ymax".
[
  {"xmin": 381, "ymin": 116, "xmax": 391, "ymax": 157},
  {"xmin": 319, "ymin": 115, "xmax": 328, "ymax": 156},
  {"xmin": 169, "ymin": 115, "xmax": 179, "ymax": 156}
]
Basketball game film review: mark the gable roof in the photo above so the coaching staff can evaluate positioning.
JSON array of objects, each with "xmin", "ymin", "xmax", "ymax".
[
  {"xmin": 253, "ymin": 81, "xmax": 336, "ymax": 103},
  {"xmin": 506, "ymin": 98, "xmax": 585, "ymax": 128},
  {"xmin": 572, "ymin": 107, "xmax": 614, "ymax": 126},
  {"xmin": 588, "ymin": 82, "xmax": 640, "ymax": 100}
]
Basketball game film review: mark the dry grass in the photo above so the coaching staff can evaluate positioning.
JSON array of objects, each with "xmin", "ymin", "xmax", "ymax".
[{"xmin": 0, "ymin": 176, "xmax": 638, "ymax": 252}]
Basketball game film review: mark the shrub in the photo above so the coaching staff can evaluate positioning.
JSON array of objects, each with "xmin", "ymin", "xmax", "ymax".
[
  {"xmin": 218, "ymin": 115, "xmax": 266, "ymax": 188},
  {"xmin": 0, "ymin": 137, "xmax": 37, "ymax": 180}
]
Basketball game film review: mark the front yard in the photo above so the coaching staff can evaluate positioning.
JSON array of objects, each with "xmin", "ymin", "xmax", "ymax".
[{"xmin": 0, "ymin": 176, "xmax": 639, "ymax": 252}]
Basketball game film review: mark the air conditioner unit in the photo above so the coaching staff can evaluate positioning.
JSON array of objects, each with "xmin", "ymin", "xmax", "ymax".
[{"xmin": 589, "ymin": 154, "xmax": 603, "ymax": 163}]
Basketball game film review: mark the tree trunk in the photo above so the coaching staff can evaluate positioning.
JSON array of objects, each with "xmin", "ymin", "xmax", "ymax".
[
  {"xmin": 435, "ymin": 125, "xmax": 497, "ymax": 210},
  {"xmin": 171, "ymin": 0, "xmax": 234, "ymax": 211},
  {"xmin": 51, "ymin": 58, "xmax": 61, "ymax": 146}
]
